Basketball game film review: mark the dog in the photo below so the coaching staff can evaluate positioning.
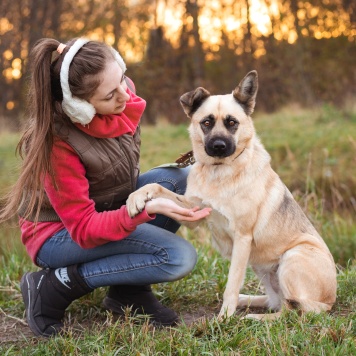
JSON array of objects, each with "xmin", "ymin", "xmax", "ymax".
[{"xmin": 126, "ymin": 70, "xmax": 337, "ymax": 320}]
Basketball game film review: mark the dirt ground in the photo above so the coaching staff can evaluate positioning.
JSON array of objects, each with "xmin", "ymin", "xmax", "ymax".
[
  {"xmin": 0, "ymin": 312, "xmax": 34, "ymax": 344},
  {"xmin": 0, "ymin": 306, "xmax": 218, "ymax": 344}
]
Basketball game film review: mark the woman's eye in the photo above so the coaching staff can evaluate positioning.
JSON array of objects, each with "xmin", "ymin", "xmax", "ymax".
[{"xmin": 105, "ymin": 94, "xmax": 114, "ymax": 101}]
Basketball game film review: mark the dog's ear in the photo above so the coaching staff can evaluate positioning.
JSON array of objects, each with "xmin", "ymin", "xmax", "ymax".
[
  {"xmin": 180, "ymin": 87, "xmax": 211, "ymax": 118},
  {"xmin": 233, "ymin": 70, "xmax": 258, "ymax": 116}
]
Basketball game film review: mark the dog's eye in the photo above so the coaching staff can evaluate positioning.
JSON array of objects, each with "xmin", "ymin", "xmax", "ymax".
[
  {"xmin": 202, "ymin": 120, "xmax": 212, "ymax": 127},
  {"xmin": 224, "ymin": 117, "xmax": 239, "ymax": 131},
  {"xmin": 227, "ymin": 119, "xmax": 238, "ymax": 127},
  {"xmin": 225, "ymin": 116, "xmax": 238, "ymax": 128}
]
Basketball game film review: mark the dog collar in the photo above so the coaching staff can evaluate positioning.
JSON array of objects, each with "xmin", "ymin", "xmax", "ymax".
[{"xmin": 175, "ymin": 150, "xmax": 195, "ymax": 168}]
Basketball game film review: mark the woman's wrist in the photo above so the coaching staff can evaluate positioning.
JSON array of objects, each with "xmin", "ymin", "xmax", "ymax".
[{"xmin": 145, "ymin": 199, "xmax": 160, "ymax": 215}]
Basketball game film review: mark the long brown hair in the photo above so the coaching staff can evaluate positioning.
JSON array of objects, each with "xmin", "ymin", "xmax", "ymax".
[{"xmin": 0, "ymin": 38, "xmax": 116, "ymax": 223}]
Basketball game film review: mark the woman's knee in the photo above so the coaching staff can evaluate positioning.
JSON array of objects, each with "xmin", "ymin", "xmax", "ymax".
[{"xmin": 165, "ymin": 238, "xmax": 197, "ymax": 282}]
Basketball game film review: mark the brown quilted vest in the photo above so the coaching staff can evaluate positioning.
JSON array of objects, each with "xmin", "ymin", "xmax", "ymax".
[
  {"xmin": 19, "ymin": 120, "xmax": 141, "ymax": 222},
  {"xmin": 57, "ymin": 121, "xmax": 141, "ymax": 212}
]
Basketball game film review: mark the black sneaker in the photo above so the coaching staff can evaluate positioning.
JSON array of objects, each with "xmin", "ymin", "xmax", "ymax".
[
  {"xmin": 20, "ymin": 271, "xmax": 64, "ymax": 337},
  {"xmin": 103, "ymin": 285, "xmax": 179, "ymax": 326},
  {"xmin": 20, "ymin": 266, "xmax": 92, "ymax": 337}
]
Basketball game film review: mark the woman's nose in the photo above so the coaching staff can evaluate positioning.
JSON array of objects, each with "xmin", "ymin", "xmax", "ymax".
[{"xmin": 117, "ymin": 86, "xmax": 130, "ymax": 102}]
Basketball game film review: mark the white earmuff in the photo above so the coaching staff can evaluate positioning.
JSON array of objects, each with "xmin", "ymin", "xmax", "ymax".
[
  {"xmin": 60, "ymin": 38, "xmax": 127, "ymax": 125},
  {"xmin": 110, "ymin": 47, "xmax": 126, "ymax": 73}
]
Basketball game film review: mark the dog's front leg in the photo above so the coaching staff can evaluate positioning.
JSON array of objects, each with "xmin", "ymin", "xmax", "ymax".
[{"xmin": 218, "ymin": 235, "xmax": 252, "ymax": 319}]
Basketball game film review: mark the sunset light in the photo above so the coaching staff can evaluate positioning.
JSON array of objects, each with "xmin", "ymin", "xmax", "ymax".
[
  {"xmin": 0, "ymin": 0, "xmax": 354, "ymax": 115},
  {"xmin": 145, "ymin": 0, "xmax": 355, "ymax": 61}
]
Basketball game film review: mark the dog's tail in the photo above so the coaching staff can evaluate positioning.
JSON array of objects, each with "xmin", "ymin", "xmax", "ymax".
[{"xmin": 285, "ymin": 298, "xmax": 333, "ymax": 313}]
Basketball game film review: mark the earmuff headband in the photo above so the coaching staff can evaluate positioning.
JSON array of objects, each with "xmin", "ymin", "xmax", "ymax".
[{"xmin": 60, "ymin": 38, "xmax": 127, "ymax": 125}]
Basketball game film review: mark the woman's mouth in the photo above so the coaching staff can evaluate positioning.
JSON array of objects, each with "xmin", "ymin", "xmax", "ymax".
[{"xmin": 116, "ymin": 102, "xmax": 126, "ymax": 111}]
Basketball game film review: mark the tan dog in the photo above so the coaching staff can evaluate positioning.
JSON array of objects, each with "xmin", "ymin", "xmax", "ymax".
[{"xmin": 127, "ymin": 71, "xmax": 337, "ymax": 320}]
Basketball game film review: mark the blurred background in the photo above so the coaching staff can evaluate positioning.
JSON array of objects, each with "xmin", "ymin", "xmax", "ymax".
[{"xmin": 0, "ymin": 0, "xmax": 355, "ymax": 127}]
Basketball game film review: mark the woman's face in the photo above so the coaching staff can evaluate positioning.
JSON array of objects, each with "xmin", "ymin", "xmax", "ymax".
[{"xmin": 89, "ymin": 60, "xmax": 130, "ymax": 115}]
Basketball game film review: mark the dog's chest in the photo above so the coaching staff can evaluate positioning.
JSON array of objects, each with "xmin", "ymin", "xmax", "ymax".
[
  {"xmin": 187, "ymin": 176, "xmax": 251, "ymax": 223},
  {"xmin": 186, "ymin": 165, "xmax": 259, "ymax": 258},
  {"xmin": 206, "ymin": 210, "xmax": 235, "ymax": 259},
  {"xmin": 193, "ymin": 193, "xmax": 241, "ymax": 259}
]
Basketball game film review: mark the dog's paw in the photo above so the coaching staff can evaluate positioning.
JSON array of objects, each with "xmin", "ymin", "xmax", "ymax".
[
  {"xmin": 241, "ymin": 313, "xmax": 264, "ymax": 321},
  {"xmin": 217, "ymin": 304, "xmax": 236, "ymax": 320},
  {"xmin": 241, "ymin": 311, "xmax": 281, "ymax": 321},
  {"xmin": 126, "ymin": 190, "xmax": 154, "ymax": 217}
]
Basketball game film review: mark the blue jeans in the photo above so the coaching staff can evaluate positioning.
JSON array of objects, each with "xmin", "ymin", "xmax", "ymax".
[{"xmin": 36, "ymin": 167, "xmax": 197, "ymax": 289}]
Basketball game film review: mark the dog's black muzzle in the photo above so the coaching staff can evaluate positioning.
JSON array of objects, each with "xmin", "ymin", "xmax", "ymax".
[{"xmin": 205, "ymin": 136, "xmax": 236, "ymax": 157}]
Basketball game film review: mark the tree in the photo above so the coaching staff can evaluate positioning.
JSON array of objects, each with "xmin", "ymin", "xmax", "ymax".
[
  {"xmin": 177, "ymin": 0, "xmax": 205, "ymax": 91},
  {"xmin": 0, "ymin": 0, "xmax": 354, "ymax": 124}
]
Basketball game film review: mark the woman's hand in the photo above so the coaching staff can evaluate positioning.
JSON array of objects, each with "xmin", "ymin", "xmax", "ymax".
[{"xmin": 145, "ymin": 197, "xmax": 211, "ymax": 222}]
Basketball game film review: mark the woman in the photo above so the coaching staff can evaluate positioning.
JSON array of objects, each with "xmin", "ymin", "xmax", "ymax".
[{"xmin": 0, "ymin": 37, "xmax": 210, "ymax": 337}]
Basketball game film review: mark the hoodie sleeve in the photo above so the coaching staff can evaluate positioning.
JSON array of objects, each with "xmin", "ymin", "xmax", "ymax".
[{"xmin": 44, "ymin": 138, "xmax": 154, "ymax": 249}]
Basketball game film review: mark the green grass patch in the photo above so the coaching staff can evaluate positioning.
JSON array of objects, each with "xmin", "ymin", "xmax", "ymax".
[{"xmin": 0, "ymin": 132, "xmax": 20, "ymax": 195}]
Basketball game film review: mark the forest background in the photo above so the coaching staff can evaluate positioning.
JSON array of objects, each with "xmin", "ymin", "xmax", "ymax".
[{"xmin": 0, "ymin": 0, "xmax": 355, "ymax": 126}]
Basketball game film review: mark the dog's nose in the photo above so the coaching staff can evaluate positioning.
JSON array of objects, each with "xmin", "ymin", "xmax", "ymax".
[
  {"xmin": 213, "ymin": 140, "xmax": 227, "ymax": 153},
  {"xmin": 206, "ymin": 136, "xmax": 235, "ymax": 157}
]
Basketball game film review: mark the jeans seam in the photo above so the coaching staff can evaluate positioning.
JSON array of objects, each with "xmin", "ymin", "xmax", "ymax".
[
  {"xmin": 81, "ymin": 238, "xmax": 170, "ymax": 280},
  {"xmin": 83, "ymin": 261, "xmax": 167, "ymax": 288}
]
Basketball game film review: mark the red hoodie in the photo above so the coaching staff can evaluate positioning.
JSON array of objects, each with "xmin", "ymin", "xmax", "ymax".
[{"xmin": 20, "ymin": 87, "xmax": 155, "ymax": 264}]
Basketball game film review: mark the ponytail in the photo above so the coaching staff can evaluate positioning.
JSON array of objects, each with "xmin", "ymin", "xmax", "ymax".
[
  {"xmin": 0, "ymin": 38, "xmax": 115, "ymax": 223},
  {"xmin": 0, "ymin": 38, "xmax": 60, "ymax": 222}
]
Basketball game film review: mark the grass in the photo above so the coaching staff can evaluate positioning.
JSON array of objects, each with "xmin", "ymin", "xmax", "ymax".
[{"xmin": 0, "ymin": 104, "xmax": 356, "ymax": 354}]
